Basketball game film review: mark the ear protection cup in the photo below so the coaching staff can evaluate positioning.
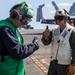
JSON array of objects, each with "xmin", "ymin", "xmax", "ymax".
[
  {"xmin": 10, "ymin": 9, "xmax": 19, "ymax": 19},
  {"xmin": 10, "ymin": 9, "xmax": 23, "ymax": 20}
]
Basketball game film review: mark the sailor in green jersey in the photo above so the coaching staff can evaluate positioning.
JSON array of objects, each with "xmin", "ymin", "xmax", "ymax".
[{"xmin": 0, "ymin": 2, "xmax": 39, "ymax": 75}]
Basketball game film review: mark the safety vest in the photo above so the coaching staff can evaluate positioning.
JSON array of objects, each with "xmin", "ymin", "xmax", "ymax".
[
  {"xmin": 50, "ymin": 24, "xmax": 74, "ymax": 65},
  {"xmin": 0, "ymin": 18, "xmax": 26, "ymax": 75}
]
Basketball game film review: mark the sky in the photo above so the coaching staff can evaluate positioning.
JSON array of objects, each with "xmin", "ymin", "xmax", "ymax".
[{"xmin": 0, "ymin": 0, "xmax": 75, "ymax": 29}]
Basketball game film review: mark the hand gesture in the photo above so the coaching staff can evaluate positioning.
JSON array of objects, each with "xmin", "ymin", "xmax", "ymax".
[
  {"xmin": 67, "ymin": 64, "xmax": 75, "ymax": 75},
  {"xmin": 43, "ymin": 25, "xmax": 50, "ymax": 40}
]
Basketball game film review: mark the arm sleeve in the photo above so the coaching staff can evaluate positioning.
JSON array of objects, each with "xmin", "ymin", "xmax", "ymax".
[
  {"xmin": 0, "ymin": 27, "xmax": 37, "ymax": 60},
  {"xmin": 41, "ymin": 31, "xmax": 52, "ymax": 45},
  {"xmin": 69, "ymin": 29, "xmax": 75, "ymax": 64}
]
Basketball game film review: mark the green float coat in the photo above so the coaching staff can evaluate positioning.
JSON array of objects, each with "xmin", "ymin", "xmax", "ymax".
[{"xmin": 0, "ymin": 18, "xmax": 26, "ymax": 75}]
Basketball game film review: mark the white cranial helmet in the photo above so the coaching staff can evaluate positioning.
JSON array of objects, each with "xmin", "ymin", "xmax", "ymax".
[{"xmin": 55, "ymin": 9, "xmax": 69, "ymax": 17}]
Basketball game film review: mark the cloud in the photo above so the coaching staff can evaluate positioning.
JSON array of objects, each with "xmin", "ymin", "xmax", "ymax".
[
  {"xmin": 49, "ymin": 10, "xmax": 55, "ymax": 14},
  {"xmin": 45, "ymin": 2, "xmax": 72, "ymax": 7},
  {"xmin": 45, "ymin": 4, "xmax": 52, "ymax": 7},
  {"xmin": 58, "ymin": 2, "xmax": 72, "ymax": 7}
]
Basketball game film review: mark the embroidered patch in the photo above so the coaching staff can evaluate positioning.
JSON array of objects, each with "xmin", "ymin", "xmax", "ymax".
[{"xmin": 54, "ymin": 29, "xmax": 59, "ymax": 36}]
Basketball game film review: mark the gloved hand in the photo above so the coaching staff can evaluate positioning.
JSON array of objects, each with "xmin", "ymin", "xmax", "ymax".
[
  {"xmin": 42, "ymin": 25, "xmax": 50, "ymax": 40},
  {"xmin": 67, "ymin": 64, "xmax": 75, "ymax": 75},
  {"xmin": 32, "ymin": 37, "xmax": 39, "ymax": 50}
]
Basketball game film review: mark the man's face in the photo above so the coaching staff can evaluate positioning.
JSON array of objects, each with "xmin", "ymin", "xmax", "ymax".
[{"xmin": 54, "ymin": 15, "xmax": 66, "ymax": 26}]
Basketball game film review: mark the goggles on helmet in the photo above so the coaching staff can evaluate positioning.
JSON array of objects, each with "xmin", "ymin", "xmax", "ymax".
[
  {"xmin": 20, "ymin": 17, "xmax": 32, "ymax": 25},
  {"xmin": 54, "ymin": 15, "xmax": 65, "ymax": 21}
]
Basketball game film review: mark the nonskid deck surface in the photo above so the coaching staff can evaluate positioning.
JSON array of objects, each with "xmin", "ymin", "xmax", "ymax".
[
  {"xmin": 19, "ymin": 29, "xmax": 51, "ymax": 75},
  {"xmin": 31, "ymin": 56, "xmax": 51, "ymax": 74}
]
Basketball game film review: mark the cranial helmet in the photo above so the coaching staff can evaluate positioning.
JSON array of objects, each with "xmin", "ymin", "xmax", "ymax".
[
  {"xmin": 9, "ymin": 2, "xmax": 34, "ymax": 19},
  {"xmin": 23, "ymin": 5, "xmax": 34, "ymax": 19},
  {"xmin": 54, "ymin": 9, "xmax": 69, "ymax": 17}
]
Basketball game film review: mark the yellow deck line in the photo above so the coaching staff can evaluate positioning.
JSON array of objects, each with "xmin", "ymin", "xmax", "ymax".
[{"xmin": 31, "ymin": 57, "xmax": 48, "ymax": 74}]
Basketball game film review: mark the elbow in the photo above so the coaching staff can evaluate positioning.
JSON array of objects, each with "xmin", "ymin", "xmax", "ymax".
[{"xmin": 10, "ymin": 54, "xmax": 23, "ymax": 60}]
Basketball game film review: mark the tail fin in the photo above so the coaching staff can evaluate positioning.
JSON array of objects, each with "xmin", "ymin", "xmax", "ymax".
[
  {"xmin": 52, "ymin": 1, "xmax": 59, "ymax": 11},
  {"xmin": 36, "ymin": 4, "xmax": 45, "ymax": 22},
  {"xmin": 69, "ymin": 2, "xmax": 75, "ymax": 16}
]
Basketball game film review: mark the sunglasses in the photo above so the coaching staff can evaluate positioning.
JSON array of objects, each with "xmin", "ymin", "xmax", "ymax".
[{"xmin": 54, "ymin": 16, "xmax": 65, "ymax": 21}]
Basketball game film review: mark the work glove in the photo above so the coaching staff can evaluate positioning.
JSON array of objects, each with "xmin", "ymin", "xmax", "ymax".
[
  {"xmin": 42, "ymin": 25, "xmax": 50, "ymax": 40},
  {"xmin": 67, "ymin": 64, "xmax": 75, "ymax": 75},
  {"xmin": 32, "ymin": 37, "xmax": 39, "ymax": 50}
]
